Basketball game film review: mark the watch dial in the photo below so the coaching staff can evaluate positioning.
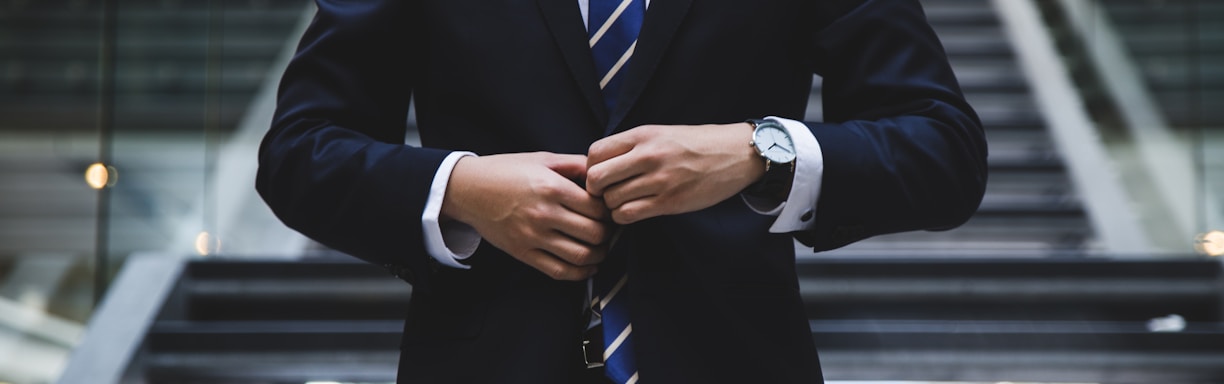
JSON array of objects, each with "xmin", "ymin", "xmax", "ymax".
[{"xmin": 755, "ymin": 125, "xmax": 796, "ymax": 163}]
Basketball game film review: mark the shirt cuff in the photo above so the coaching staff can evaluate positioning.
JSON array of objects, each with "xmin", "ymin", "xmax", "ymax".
[
  {"xmin": 740, "ymin": 116, "xmax": 824, "ymax": 233},
  {"xmin": 422, "ymin": 151, "xmax": 481, "ymax": 269}
]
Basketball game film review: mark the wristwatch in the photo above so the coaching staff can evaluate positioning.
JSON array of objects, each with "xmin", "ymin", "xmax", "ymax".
[{"xmin": 745, "ymin": 118, "xmax": 796, "ymax": 201}]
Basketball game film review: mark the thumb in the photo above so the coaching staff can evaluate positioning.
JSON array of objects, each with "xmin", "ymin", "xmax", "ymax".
[{"xmin": 544, "ymin": 153, "xmax": 589, "ymax": 181}]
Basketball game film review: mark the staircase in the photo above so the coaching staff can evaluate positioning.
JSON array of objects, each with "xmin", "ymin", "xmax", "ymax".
[
  {"xmin": 62, "ymin": 256, "xmax": 1224, "ymax": 384},
  {"xmin": 812, "ymin": 0, "xmax": 1095, "ymax": 258}
]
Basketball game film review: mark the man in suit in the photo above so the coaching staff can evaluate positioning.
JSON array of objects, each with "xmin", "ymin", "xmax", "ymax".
[{"xmin": 257, "ymin": 0, "xmax": 986, "ymax": 382}]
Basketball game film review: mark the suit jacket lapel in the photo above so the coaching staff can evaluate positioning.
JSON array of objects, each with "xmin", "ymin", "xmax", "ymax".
[
  {"xmin": 606, "ymin": 0, "xmax": 694, "ymax": 135},
  {"xmin": 536, "ymin": 0, "xmax": 609, "ymax": 127},
  {"xmin": 537, "ymin": 0, "xmax": 694, "ymax": 136}
]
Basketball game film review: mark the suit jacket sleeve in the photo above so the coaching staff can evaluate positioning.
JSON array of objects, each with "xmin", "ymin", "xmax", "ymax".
[
  {"xmin": 256, "ymin": 0, "xmax": 447, "ymax": 287},
  {"xmin": 794, "ymin": 0, "xmax": 989, "ymax": 251}
]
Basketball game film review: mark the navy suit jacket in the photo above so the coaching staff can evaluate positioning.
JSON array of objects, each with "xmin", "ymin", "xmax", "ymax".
[{"xmin": 257, "ymin": 0, "xmax": 987, "ymax": 382}]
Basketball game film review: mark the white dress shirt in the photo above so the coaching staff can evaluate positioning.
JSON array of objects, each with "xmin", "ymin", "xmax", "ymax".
[{"xmin": 420, "ymin": 1, "xmax": 824, "ymax": 268}]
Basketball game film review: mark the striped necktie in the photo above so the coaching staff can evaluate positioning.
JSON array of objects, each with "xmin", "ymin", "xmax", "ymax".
[
  {"xmin": 592, "ymin": 230, "xmax": 638, "ymax": 384},
  {"xmin": 589, "ymin": 2, "xmax": 644, "ymax": 382},
  {"xmin": 589, "ymin": 0, "xmax": 645, "ymax": 111}
]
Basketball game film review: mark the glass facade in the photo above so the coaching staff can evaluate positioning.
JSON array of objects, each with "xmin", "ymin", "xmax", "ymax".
[
  {"xmin": 0, "ymin": 0, "xmax": 1219, "ymax": 382},
  {"xmin": 0, "ymin": 1, "xmax": 308, "ymax": 382},
  {"xmin": 1062, "ymin": 0, "xmax": 1222, "ymax": 254}
]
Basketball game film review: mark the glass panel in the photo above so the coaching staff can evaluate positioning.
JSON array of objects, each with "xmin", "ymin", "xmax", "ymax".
[
  {"xmin": 104, "ymin": 0, "xmax": 307, "ymax": 266},
  {"xmin": 1, "ymin": 0, "xmax": 309, "ymax": 381},
  {"xmin": 1085, "ymin": 0, "xmax": 1220, "ymax": 256},
  {"xmin": 0, "ymin": 1, "xmax": 103, "ymax": 382},
  {"xmin": 106, "ymin": 0, "xmax": 214, "ymax": 266}
]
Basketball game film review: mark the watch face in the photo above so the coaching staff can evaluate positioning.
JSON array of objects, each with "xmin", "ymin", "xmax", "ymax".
[{"xmin": 753, "ymin": 124, "xmax": 797, "ymax": 163}]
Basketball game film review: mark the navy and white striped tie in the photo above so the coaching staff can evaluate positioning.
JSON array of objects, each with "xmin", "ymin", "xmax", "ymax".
[
  {"xmin": 589, "ymin": 1, "xmax": 644, "ymax": 382},
  {"xmin": 589, "ymin": 0, "xmax": 645, "ymax": 111},
  {"xmin": 592, "ymin": 230, "xmax": 638, "ymax": 384}
]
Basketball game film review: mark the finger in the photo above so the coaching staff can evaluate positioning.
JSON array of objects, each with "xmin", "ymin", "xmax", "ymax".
[
  {"xmin": 559, "ymin": 191, "xmax": 609, "ymax": 221},
  {"xmin": 586, "ymin": 148, "xmax": 652, "ymax": 196},
  {"xmin": 587, "ymin": 134, "xmax": 636, "ymax": 169},
  {"xmin": 548, "ymin": 209, "xmax": 611, "ymax": 245},
  {"xmin": 544, "ymin": 153, "xmax": 590, "ymax": 182},
  {"xmin": 602, "ymin": 173, "xmax": 660, "ymax": 210},
  {"xmin": 521, "ymin": 249, "xmax": 599, "ymax": 281},
  {"xmin": 539, "ymin": 235, "xmax": 607, "ymax": 267},
  {"xmin": 541, "ymin": 173, "xmax": 609, "ymax": 220},
  {"xmin": 611, "ymin": 198, "xmax": 660, "ymax": 225},
  {"xmin": 520, "ymin": 247, "xmax": 594, "ymax": 280}
]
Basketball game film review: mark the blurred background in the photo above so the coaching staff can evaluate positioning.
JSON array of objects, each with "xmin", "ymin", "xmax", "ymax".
[{"xmin": 0, "ymin": 0, "xmax": 1221, "ymax": 383}]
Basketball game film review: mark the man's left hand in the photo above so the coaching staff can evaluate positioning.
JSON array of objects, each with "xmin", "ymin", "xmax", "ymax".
[{"xmin": 586, "ymin": 123, "xmax": 766, "ymax": 224}]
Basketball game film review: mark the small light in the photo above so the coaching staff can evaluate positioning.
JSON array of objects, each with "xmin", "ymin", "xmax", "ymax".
[
  {"xmin": 84, "ymin": 162, "xmax": 115, "ymax": 189},
  {"xmin": 1195, "ymin": 230, "xmax": 1224, "ymax": 257},
  {"xmin": 1147, "ymin": 314, "xmax": 1186, "ymax": 332},
  {"xmin": 195, "ymin": 231, "xmax": 220, "ymax": 256}
]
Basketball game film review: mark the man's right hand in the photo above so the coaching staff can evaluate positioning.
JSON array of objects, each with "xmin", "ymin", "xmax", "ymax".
[{"xmin": 441, "ymin": 152, "xmax": 611, "ymax": 281}]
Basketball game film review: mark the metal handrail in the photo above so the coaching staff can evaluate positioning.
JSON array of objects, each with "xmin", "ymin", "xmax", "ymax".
[
  {"xmin": 991, "ymin": 0, "xmax": 1155, "ymax": 254},
  {"xmin": 55, "ymin": 254, "xmax": 186, "ymax": 384},
  {"xmin": 1053, "ymin": 0, "xmax": 1220, "ymax": 248}
]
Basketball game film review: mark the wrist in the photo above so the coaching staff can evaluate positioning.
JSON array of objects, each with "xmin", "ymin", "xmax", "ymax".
[
  {"xmin": 734, "ymin": 122, "xmax": 767, "ymax": 185},
  {"xmin": 440, "ymin": 155, "xmax": 479, "ymax": 224}
]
